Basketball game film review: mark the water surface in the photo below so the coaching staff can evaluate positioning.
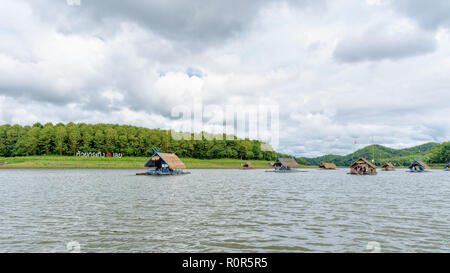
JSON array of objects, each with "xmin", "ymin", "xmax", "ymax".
[{"xmin": 0, "ymin": 169, "xmax": 448, "ymax": 252}]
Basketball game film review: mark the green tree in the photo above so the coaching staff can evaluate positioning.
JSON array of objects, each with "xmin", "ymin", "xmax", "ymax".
[
  {"xmin": 55, "ymin": 126, "xmax": 67, "ymax": 156},
  {"xmin": 38, "ymin": 123, "xmax": 54, "ymax": 155},
  {"xmin": 67, "ymin": 125, "xmax": 81, "ymax": 155}
]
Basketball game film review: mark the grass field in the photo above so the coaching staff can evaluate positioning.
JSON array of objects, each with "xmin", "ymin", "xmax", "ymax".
[
  {"xmin": 0, "ymin": 156, "xmax": 278, "ymax": 169},
  {"xmin": 0, "ymin": 156, "xmax": 445, "ymax": 169}
]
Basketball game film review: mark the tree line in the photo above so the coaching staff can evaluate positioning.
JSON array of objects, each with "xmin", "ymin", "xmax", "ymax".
[{"xmin": 0, "ymin": 123, "xmax": 278, "ymax": 160}]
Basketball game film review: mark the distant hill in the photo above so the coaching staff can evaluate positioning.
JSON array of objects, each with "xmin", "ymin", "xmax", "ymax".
[{"xmin": 298, "ymin": 142, "xmax": 440, "ymax": 167}]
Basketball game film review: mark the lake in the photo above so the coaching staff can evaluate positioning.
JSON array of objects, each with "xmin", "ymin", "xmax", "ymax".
[{"xmin": 0, "ymin": 168, "xmax": 449, "ymax": 253}]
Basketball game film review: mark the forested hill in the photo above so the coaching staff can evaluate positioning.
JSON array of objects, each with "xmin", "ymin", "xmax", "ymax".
[
  {"xmin": 0, "ymin": 123, "xmax": 277, "ymax": 160},
  {"xmin": 298, "ymin": 142, "xmax": 448, "ymax": 167}
]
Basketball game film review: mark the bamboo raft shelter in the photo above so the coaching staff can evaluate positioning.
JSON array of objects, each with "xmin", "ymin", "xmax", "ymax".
[
  {"xmin": 136, "ymin": 148, "xmax": 190, "ymax": 175},
  {"xmin": 267, "ymin": 158, "xmax": 306, "ymax": 172},
  {"xmin": 241, "ymin": 162, "xmax": 254, "ymax": 170},
  {"xmin": 319, "ymin": 163, "xmax": 336, "ymax": 170},
  {"xmin": 348, "ymin": 158, "xmax": 377, "ymax": 175},
  {"xmin": 381, "ymin": 162, "xmax": 395, "ymax": 171},
  {"xmin": 408, "ymin": 160, "xmax": 431, "ymax": 173}
]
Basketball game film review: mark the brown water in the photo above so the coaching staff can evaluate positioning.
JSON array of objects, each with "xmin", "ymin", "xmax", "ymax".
[{"xmin": 0, "ymin": 169, "xmax": 449, "ymax": 252}]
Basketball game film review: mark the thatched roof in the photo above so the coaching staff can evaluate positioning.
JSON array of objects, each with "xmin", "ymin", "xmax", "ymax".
[
  {"xmin": 275, "ymin": 158, "xmax": 299, "ymax": 168},
  {"xmin": 145, "ymin": 152, "xmax": 186, "ymax": 170},
  {"xmin": 409, "ymin": 160, "xmax": 430, "ymax": 170},
  {"xmin": 350, "ymin": 158, "xmax": 377, "ymax": 169},
  {"xmin": 319, "ymin": 163, "xmax": 336, "ymax": 169},
  {"xmin": 243, "ymin": 162, "xmax": 254, "ymax": 168},
  {"xmin": 382, "ymin": 162, "xmax": 395, "ymax": 168}
]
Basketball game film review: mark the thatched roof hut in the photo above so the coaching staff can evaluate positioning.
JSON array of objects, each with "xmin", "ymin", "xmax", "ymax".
[
  {"xmin": 319, "ymin": 163, "xmax": 336, "ymax": 169},
  {"xmin": 381, "ymin": 162, "xmax": 395, "ymax": 171},
  {"xmin": 408, "ymin": 160, "xmax": 430, "ymax": 172},
  {"xmin": 349, "ymin": 157, "xmax": 377, "ymax": 175},
  {"xmin": 350, "ymin": 158, "xmax": 376, "ymax": 169},
  {"xmin": 145, "ymin": 151, "xmax": 186, "ymax": 170},
  {"xmin": 273, "ymin": 158, "xmax": 299, "ymax": 170},
  {"xmin": 242, "ymin": 162, "xmax": 254, "ymax": 169}
]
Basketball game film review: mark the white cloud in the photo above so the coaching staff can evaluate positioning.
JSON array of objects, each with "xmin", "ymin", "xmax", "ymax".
[{"xmin": 0, "ymin": 0, "xmax": 448, "ymax": 157}]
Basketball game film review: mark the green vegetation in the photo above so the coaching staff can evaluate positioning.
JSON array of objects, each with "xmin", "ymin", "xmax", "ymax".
[
  {"xmin": 298, "ymin": 142, "xmax": 448, "ymax": 167},
  {"xmin": 0, "ymin": 156, "xmax": 275, "ymax": 169},
  {"xmin": 0, "ymin": 123, "xmax": 277, "ymax": 160},
  {"xmin": 1, "ymin": 123, "xmax": 447, "ymax": 169},
  {"xmin": 428, "ymin": 141, "xmax": 450, "ymax": 164}
]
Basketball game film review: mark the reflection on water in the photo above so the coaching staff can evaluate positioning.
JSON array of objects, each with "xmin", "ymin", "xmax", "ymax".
[{"xmin": 0, "ymin": 169, "xmax": 449, "ymax": 252}]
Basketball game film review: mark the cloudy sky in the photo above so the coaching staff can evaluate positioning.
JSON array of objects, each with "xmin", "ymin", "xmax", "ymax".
[{"xmin": 0, "ymin": 0, "xmax": 449, "ymax": 157}]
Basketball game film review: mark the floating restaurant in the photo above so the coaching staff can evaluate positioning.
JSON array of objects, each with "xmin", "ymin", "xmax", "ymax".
[
  {"xmin": 136, "ymin": 148, "xmax": 190, "ymax": 175},
  {"xmin": 408, "ymin": 160, "xmax": 431, "ymax": 172},
  {"xmin": 381, "ymin": 162, "xmax": 395, "ymax": 171},
  {"xmin": 349, "ymin": 158, "xmax": 377, "ymax": 175},
  {"xmin": 319, "ymin": 163, "xmax": 337, "ymax": 170}
]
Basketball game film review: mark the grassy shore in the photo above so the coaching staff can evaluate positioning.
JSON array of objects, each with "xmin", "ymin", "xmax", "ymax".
[
  {"xmin": 0, "ymin": 156, "xmax": 445, "ymax": 169},
  {"xmin": 0, "ymin": 156, "xmax": 279, "ymax": 169}
]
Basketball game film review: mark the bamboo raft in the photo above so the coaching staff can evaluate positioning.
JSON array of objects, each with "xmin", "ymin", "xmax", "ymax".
[
  {"xmin": 347, "ymin": 172, "xmax": 377, "ymax": 175},
  {"xmin": 136, "ymin": 171, "xmax": 191, "ymax": 176},
  {"xmin": 265, "ymin": 170, "xmax": 308, "ymax": 173}
]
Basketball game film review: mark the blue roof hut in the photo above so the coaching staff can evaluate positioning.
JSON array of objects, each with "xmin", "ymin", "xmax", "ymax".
[
  {"xmin": 408, "ymin": 160, "xmax": 431, "ymax": 172},
  {"xmin": 137, "ymin": 148, "xmax": 189, "ymax": 175},
  {"xmin": 272, "ymin": 158, "xmax": 299, "ymax": 171}
]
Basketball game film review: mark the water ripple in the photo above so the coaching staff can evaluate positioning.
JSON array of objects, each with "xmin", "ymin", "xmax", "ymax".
[{"xmin": 0, "ymin": 168, "xmax": 449, "ymax": 252}]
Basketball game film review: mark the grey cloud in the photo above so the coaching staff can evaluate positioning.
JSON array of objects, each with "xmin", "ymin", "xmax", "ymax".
[
  {"xmin": 392, "ymin": 0, "xmax": 450, "ymax": 30},
  {"xmin": 334, "ymin": 23, "xmax": 437, "ymax": 62},
  {"xmin": 29, "ymin": 0, "xmax": 317, "ymax": 49}
]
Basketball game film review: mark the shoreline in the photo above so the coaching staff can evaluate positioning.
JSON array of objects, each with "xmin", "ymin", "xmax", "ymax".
[
  {"xmin": 0, "ymin": 156, "xmax": 446, "ymax": 170},
  {"xmin": 1, "ymin": 166, "xmax": 445, "ymax": 170}
]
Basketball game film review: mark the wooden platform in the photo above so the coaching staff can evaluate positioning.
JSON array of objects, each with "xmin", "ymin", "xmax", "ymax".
[
  {"xmin": 136, "ymin": 172, "xmax": 191, "ymax": 176},
  {"xmin": 265, "ymin": 170, "xmax": 308, "ymax": 173}
]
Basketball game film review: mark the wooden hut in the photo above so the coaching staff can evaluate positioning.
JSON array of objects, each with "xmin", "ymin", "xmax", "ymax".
[
  {"xmin": 381, "ymin": 162, "xmax": 395, "ymax": 171},
  {"xmin": 408, "ymin": 160, "xmax": 430, "ymax": 172},
  {"xmin": 349, "ymin": 157, "xmax": 377, "ymax": 175},
  {"xmin": 242, "ymin": 162, "xmax": 254, "ymax": 169},
  {"xmin": 272, "ymin": 158, "xmax": 299, "ymax": 171},
  {"xmin": 137, "ymin": 147, "xmax": 189, "ymax": 175},
  {"xmin": 319, "ymin": 163, "xmax": 336, "ymax": 170}
]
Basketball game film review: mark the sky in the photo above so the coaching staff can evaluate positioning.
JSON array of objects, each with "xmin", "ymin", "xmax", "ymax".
[{"xmin": 0, "ymin": 0, "xmax": 449, "ymax": 157}]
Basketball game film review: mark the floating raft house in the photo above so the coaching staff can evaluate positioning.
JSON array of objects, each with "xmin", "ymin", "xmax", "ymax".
[
  {"xmin": 381, "ymin": 162, "xmax": 395, "ymax": 171},
  {"xmin": 267, "ymin": 158, "xmax": 305, "ymax": 172},
  {"xmin": 136, "ymin": 148, "xmax": 190, "ymax": 175},
  {"xmin": 349, "ymin": 157, "xmax": 377, "ymax": 175},
  {"xmin": 408, "ymin": 160, "xmax": 431, "ymax": 173},
  {"xmin": 319, "ymin": 163, "xmax": 336, "ymax": 170}
]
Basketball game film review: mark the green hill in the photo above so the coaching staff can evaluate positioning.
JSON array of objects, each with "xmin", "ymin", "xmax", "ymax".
[{"xmin": 299, "ymin": 142, "xmax": 441, "ymax": 167}]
